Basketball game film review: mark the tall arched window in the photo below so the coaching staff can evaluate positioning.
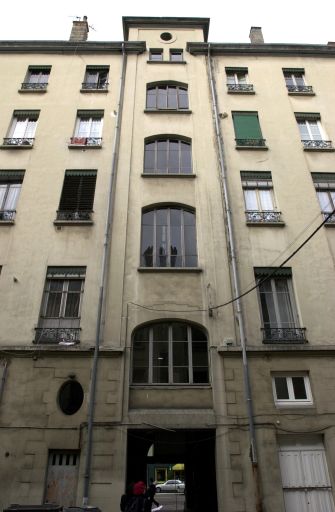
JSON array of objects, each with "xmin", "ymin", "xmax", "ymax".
[
  {"xmin": 146, "ymin": 84, "xmax": 189, "ymax": 111},
  {"xmin": 141, "ymin": 206, "xmax": 198, "ymax": 268},
  {"xmin": 144, "ymin": 137, "xmax": 192, "ymax": 174},
  {"xmin": 132, "ymin": 322, "xmax": 209, "ymax": 384}
]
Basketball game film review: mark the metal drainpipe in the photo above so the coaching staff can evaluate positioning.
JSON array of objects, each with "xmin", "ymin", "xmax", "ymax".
[
  {"xmin": 82, "ymin": 42, "xmax": 127, "ymax": 506},
  {"xmin": 0, "ymin": 359, "xmax": 8, "ymax": 404},
  {"xmin": 206, "ymin": 45, "xmax": 263, "ymax": 512}
]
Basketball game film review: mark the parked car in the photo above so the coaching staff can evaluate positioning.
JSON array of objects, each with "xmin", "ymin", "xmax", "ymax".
[{"xmin": 155, "ymin": 479, "xmax": 185, "ymax": 493}]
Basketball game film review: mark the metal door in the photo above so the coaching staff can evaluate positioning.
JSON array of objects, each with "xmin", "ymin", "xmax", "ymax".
[{"xmin": 45, "ymin": 451, "xmax": 79, "ymax": 506}]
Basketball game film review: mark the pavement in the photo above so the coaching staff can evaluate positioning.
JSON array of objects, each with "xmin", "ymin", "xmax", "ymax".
[{"xmin": 154, "ymin": 492, "xmax": 185, "ymax": 512}]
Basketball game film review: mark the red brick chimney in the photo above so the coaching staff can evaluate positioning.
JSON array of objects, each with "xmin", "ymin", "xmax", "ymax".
[{"xmin": 69, "ymin": 16, "xmax": 89, "ymax": 42}]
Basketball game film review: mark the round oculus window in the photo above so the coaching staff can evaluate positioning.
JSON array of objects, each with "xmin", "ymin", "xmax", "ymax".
[
  {"xmin": 58, "ymin": 380, "xmax": 84, "ymax": 415},
  {"xmin": 160, "ymin": 32, "xmax": 173, "ymax": 41}
]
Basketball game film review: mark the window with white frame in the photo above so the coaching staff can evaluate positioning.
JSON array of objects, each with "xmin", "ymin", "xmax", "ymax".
[
  {"xmin": 272, "ymin": 373, "xmax": 313, "ymax": 406},
  {"xmin": 311, "ymin": 173, "xmax": 335, "ymax": 224},
  {"xmin": 255, "ymin": 267, "xmax": 306, "ymax": 342},
  {"xmin": 295, "ymin": 113, "xmax": 332, "ymax": 150},
  {"xmin": 241, "ymin": 171, "xmax": 281, "ymax": 223},
  {"xmin": 149, "ymin": 49, "xmax": 163, "ymax": 61},
  {"xmin": 81, "ymin": 66, "xmax": 109, "ymax": 90},
  {"xmin": 132, "ymin": 321, "xmax": 209, "ymax": 385},
  {"xmin": 21, "ymin": 66, "xmax": 51, "ymax": 91},
  {"xmin": 0, "ymin": 171, "xmax": 24, "ymax": 221},
  {"xmin": 146, "ymin": 83, "xmax": 189, "ymax": 110},
  {"xmin": 4, "ymin": 110, "xmax": 39, "ymax": 146},
  {"xmin": 170, "ymin": 49, "xmax": 183, "ymax": 62},
  {"xmin": 35, "ymin": 267, "xmax": 86, "ymax": 345},
  {"xmin": 144, "ymin": 137, "xmax": 192, "ymax": 174},
  {"xmin": 70, "ymin": 110, "xmax": 103, "ymax": 146},
  {"xmin": 283, "ymin": 68, "xmax": 313, "ymax": 94},
  {"xmin": 140, "ymin": 206, "xmax": 198, "ymax": 268},
  {"xmin": 226, "ymin": 67, "xmax": 253, "ymax": 92}
]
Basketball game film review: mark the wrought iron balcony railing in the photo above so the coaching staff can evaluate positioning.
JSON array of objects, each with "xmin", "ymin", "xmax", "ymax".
[
  {"xmin": 227, "ymin": 83, "xmax": 254, "ymax": 92},
  {"xmin": 262, "ymin": 327, "xmax": 307, "ymax": 343},
  {"xmin": 302, "ymin": 139, "xmax": 333, "ymax": 150},
  {"xmin": 246, "ymin": 210, "xmax": 282, "ymax": 223},
  {"xmin": 0, "ymin": 210, "xmax": 16, "ymax": 221},
  {"xmin": 286, "ymin": 84, "xmax": 313, "ymax": 94},
  {"xmin": 21, "ymin": 82, "xmax": 48, "ymax": 90},
  {"xmin": 56, "ymin": 210, "xmax": 93, "ymax": 221},
  {"xmin": 323, "ymin": 211, "xmax": 335, "ymax": 223},
  {"xmin": 34, "ymin": 327, "xmax": 81, "ymax": 345},
  {"xmin": 235, "ymin": 138, "xmax": 267, "ymax": 148},
  {"xmin": 81, "ymin": 82, "xmax": 108, "ymax": 90},
  {"xmin": 3, "ymin": 137, "xmax": 34, "ymax": 146},
  {"xmin": 69, "ymin": 137, "xmax": 102, "ymax": 146}
]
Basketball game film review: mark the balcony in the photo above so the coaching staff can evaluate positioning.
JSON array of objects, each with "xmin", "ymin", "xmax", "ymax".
[
  {"xmin": 262, "ymin": 327, "xmax": 307, "ymax": 343},
  {"xmin": 69, "ymin": 137, "xmax": 102, "ymax": 148},
  {"xmin": 245, "ymin": 210, "xmax": 283, "ymax": 224},
  {"xmin": 81, "ymin": 81, "xmax": 108, "ymax": 91},
  {"xmin": 55, "ymin": 210, "xmax": 93, "ymax": 222},
  {"xmin": 2, "ymin": 137, "xmax": 34, "ymax": 148},
  {"xmin": 323, "ymin": 211, "xmax": 335, "ymax": 224},
  {"xmin": 34, "ymin": 327, "xmax": 81, "ymax": 345},
  {"xmin": 302, "ymin": 139, "xmax": 334, "ymax": 150},
  {"xmin": 0, "ymin": 210, "xmax": 16, "ymax": 222},
  {"xmin": 227, "ymin": 83, "xmax": 254, "ymax": 93},
  {"xmin": 20, "ymin": 82, "xmax": 48, "ymax": 91},
  {"xmin": 235, "ymin": 138, "xmax": 267, "ymax": 149},
  {"xmin": 287, "ymin": 84, "xmax": 314, "ymax": 94}
]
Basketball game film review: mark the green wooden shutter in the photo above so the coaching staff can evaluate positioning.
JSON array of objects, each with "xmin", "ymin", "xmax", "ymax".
[
  {"xmin": 233, "ymin": 112, "xmax": 262, "ymax": 139},
  {"xmin": 59, "ymin": 174, "xmax": 97, "ymax": 210}
]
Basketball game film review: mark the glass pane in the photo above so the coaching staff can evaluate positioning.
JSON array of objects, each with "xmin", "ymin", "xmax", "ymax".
[
  {"xmin": 192, "ymin": 342, "xmax": 208, "ymax": 365},
  {"xmin": 183, "ymin": 210, "xmax": 195, "ymax": 226},
  {"xmin": 284, "ymin": 74, "xmax": 294, "ymax": 86},
  {"xmin": 173, "ymin": 342, "xmax": 188, "ymax": 365},
  {"xmin": 4, "ymin": 184, "xmax": 21, "ymax": 210},
  {"xmin": 294, "ymin": 74, "xmax": 305, "ymax": 86},
  {"xmin": 167, "ymin": 87, "xmax": 177, "ymax": 109},
  {"xmin": 0, "ymin": 185, "xmax": 7, "ymax": 209},
  {"xmin": 170, "ymin": 224, "xmax": 182, "ymax": 267},
  {"xmin": 168, "ymin": 140, "xmax": 180, "ymax": 173},
  {"xmin": 226, "ymin": 74, "xmax": 236, "ymax": 84},
  {"xmin": 158, "ymin": 87, "xmax": 168, "ymax": 109},
  {"xmin": 12, "ymin": 119, "xmax": 27, "ymax": 138},
  {"xmin": 133, "ymin": 340, "xmax": 149, "ymax": 367},
  {"xmin": 65, "ymin": 280, "xmax": 81, "ymax": 317},
  {"xmin": 170, "ymin": 51, "xmax": 183, "ymax": 62},
  {"xmin": 153, "ymin": 341, "xmax": 168, "ymax": 365},
  {"xmin": 191, "ymin": 327, "xmax": 207, "ymax": 341},
  {"xmin": 141, "ymin": 224, "xmax": 153, "ymax": 267},
  {"xmin": 86, "ymin": 72, "xmax": 98, "ymax": 84},
  {"xmin": 157, "ymin": 140, "xmax": 168, "ymax": 172},
  {"xmin": 25, "ymin": 120, "xmax": 37, "ymax": 138},
  {"xmin": 153, "ymin": 367, "xmax": 169, "ymax": 383},
  {"xmin": 298, "ymin": 121, "xmax": 310, "ymax": 140},
  {"xmin": 178, "ymin": 88, "xmax": 189, "ymax": 109},
  {"xmin": 173, "ymin": 367, "xmax": 189, "ymax": 383},
  {"xmin": 244, "ymin": 189, "xmax": 258, "ymax": 210},
  {"xmin": 184, "ymin": 225, "xmax": 197, "ymax": 267},
  {"xmin": 45, "ymin": 280, "xmax": 63, "ymax": 317},
  {"xmin": 153, "ymin": 323, "xmax": 169, "ymax": 341},
  {"xmin": 132, "ymin": 367, "xmax": 148, "ymax": 383},
  {"xmin": 259, "ymin": 190, "xmax": 274, "ymax": 210},
  {"xmin": 150, "ymin": 52, "xmax": 163, "ymax": 61},
  {"xmin": 237, "ymin": 73, "xmax": 246, "ymax": 84},
  {"xmin": 144, "ymin": 142, "xmax": 156, "ymax": 172},
  {"xmin": 275, "ymin": 377, "xmax": 289, "ymax": 399},
  {"xmin": 180, "ymin": 143, "xmax": 192, "ymax": 173},
  {"xmin": 193, "ymin": 367, "xmax": 209, "ymax": 383},
  {"xmin": 77, "ymin": 118, "xmax": 90, "ymax": 137},
  {"xmin": 90, "ymin": 119, "xmax": 102, "ymax": 137},
  {"xmin": 147, "ymin": 88, "xmax": 156, "ymax": 109},
  {"xmin": 259, "ymin": 280, "xmax": 277, "ymax": 327},
  {"xmin": 156, "ymin": 225, "xmax": 168, "ymax": 267},
  {"xmin": 275, "ymin": 279, "xmax": 295, "ymax": 327},
  {"xmin": 134, "ymin": 327, "xmax": 150, "ymax": 342},
  {"xmin": 292, "ymin": 377, "xmax": 307, "ymax": 399},
  {"xmin": 309, "ymin": 121, "xmax": 322, "ymax": 141},
  {"xmin": 172, "ymin": 323, "xmax": 188, "ymax": 341}
]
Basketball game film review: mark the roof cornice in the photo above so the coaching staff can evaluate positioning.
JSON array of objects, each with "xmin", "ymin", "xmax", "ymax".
[
  {"xmin": 123, "ymin": 16, "xmax": 210, "ymax": 42},
  {"xmin": 187, "ymin": 42, "xmax": 335, "ymax": 57},
  {"xmin": 0, "ymin": 40, "xmax": 146, "ymax": 54}
]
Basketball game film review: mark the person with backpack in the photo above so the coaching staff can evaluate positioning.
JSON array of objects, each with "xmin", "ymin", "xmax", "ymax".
[
  {"xmin": 123, "ymin": 481, "xmax": 151, "ymax": 512},
  {"xmin": 145, "ymin": 479, "xmax": 161, "ymax": 510}
]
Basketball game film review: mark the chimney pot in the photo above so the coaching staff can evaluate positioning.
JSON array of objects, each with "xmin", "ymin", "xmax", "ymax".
[
  {"xmin": 249, "ymin": 27, "xmax": 264, "ymax": 44},
  {"xmin": 69, "ymin": 16, "xmax": 89, "ymax": 42}
]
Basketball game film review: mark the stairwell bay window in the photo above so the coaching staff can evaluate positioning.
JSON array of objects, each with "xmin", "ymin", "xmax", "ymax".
[
  {"xmin": 55, "ymin": 170, "xmax": 97, "ymax": 223},
  {"xmin": 34, "ymin": 267, "xmax": 86, "ymax": 345},
  {"xmin": 144, "ymin": 137, "xmax": 192, "ymax": 175},
  {"xmin": 241, "ymin": 171, "xmax": 282, "ymax": 224},
  {"xmin": 2, "ymin": 110, "xmax": 39, "ymax": 147},
  {"xmin": 312, "ymin": 173, "xmax": 335, "ymax": 224},
  {"xmin": 255, "ymin": 267, "xmax": 306, "ymax": 343},
  {"xmin": 0, "ymin": 170, "xmax": 24, "ymax": 222},
  {"xmin": 20, "ymin": 66, "xmax": 51, "ymax": 91},
  {"xmin": 132, "ymin": 321, "xmax": 209, "ymax": 384},
  {"xmin": 146, "ymin": 82, "xmax": 189, "ymax": 111},
  {"xmin": 232, "ymin": 112, "xmax": 267, "ymax": 148},
  {"xmin": 295, "ymin": 113, "xmax": 333, "ymax": 150},
  {"xmin": 140, "ymin": 206, "xmax": 198, "ymax": 268},
  {"xmin": 70, "ymin": 110, "xmax": 103, "ymax": 147}
]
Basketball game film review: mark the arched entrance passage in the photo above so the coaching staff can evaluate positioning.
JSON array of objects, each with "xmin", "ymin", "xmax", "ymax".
[{"xmin": 126, "ymin": 428, "xmax": 218, "ymax": 512}]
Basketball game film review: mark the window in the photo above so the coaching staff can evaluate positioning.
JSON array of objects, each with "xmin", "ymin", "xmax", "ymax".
[
  {"xmin": 255, "ymin": 267, "xmax": 306, "ymax": 343},
  {"xmin": 226, "ymin": 67, "xmax": 254, "ymax": 93},
  {"xmin": 273, "ymin": 374, "xmax": 313, "ymax": 406},
  {"xmin": 3, "ymin": 110, "xmax": 39, "ymax": 147},
  {"xmin": 149, "ymin": 49, "xmax": 163, "ymax": 61},
  {"xmin": 34, "ymin": 267, "xmax": 86, "ymax": 345},
  {"xmin": 283, "ymin": 68, "xmax": 314, "ymax": 94},
  {"xmin": 146, "ymin": 84, "xmax": 189, "ymax": 111},
  {"xmin": 232, "ymin": 112, "xmax": 266, "ymax": 148},
  {"xmin": 70, "ymin": 110, "xmax": 103, "ymax": 146},
  {"xmin": 21, "ymin": 66, "xmax": 51, "ymax": 91},
  {"xmin": 141, "ymin": 206, "xmax": 197, "ymax": 268},
  {"xmin": 81, "ymin": 66, "xmax": 109, "ymax": 90},
  {"xmin": 144, "ymin": 138, "xmax": 192, "ymax": 174},
  {"xmin": 312, "ymin": 173, "xmax": 335, "ymax": 224},
  {"xmin": 0, "ymin": 171, "xmax": 24, "ymax": 222},
  {"xmin": 56, "ymin": 170, "xmax": 97, "ymax": 222},
  {"xmin": 170, "ymin": 49, "xmax": 183, "ymax": 62},
  {"xmin": 295, "ymin": 113, "xmax": 333, "ymax": 150},
  {"xmin": 58, "ymin": 380, "xmax": 84, "ymax": 415},
  {"xmin": 132, "ymin": 321, "xmax": 209, "ymax": 384},
  {"xmin": 241, "ymin": 171, "xmax": 282, "ymax": 223}
]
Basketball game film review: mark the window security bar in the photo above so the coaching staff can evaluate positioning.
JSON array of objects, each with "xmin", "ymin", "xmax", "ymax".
[
  {"xmin": 21, "ymin": 82, "xmax": 48, "ymax": 90},
  {"xmin": 262, "ymin": 327, "xmax": 307, "ymax": 343},
  {"xmin": 245, "ymin": 210, "xmax": 282, "ymax": 223},
  {"xmin": 56, "ymin": 210, "xmax": 93, "ymax": 221},
  {"xmin": 286, "ymin": 84, "xmax": 313, "ymax": 93},
  {"xmin": 227, "ymin": 83, "xmax": 254, "ymax": 92},
  {"xmin": 81, "ymin": 81, "xmax": 108, "ymax": 90},
  {"xmin": 34, "ymin": 327, "xmax": 81, "ymax": 344},
  {"xmin": 70, "ymin": 137, "xmax": 102, "ymax": 146},
  {"xmin": 3, "ymin": 138, "xmax": 34, "ymax": 146},
  {"xmin": 0, "ymin": 209, "xmax": 16, "ymax": 221},
  {"xmin": 235, "ymin": 138, "xmax": 266, "ymax": 147},
  {"xmin": 302, "ymin": 140, "xmax": 333, "ymax": 149}
]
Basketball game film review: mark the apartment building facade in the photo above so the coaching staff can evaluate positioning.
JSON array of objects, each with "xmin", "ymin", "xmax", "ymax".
[{"xmin": 0, "ymin": 16, "xmax": 335, "ymax": 512}]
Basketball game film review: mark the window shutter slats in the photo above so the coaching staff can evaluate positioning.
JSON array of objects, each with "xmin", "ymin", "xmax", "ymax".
[
  {"xmin": 59, "ymin": 175, "xmax": 97, "ymax": 211},
  {"xmin": 233, "ymin": 113, "xmax": 262, "ymax": 139}
]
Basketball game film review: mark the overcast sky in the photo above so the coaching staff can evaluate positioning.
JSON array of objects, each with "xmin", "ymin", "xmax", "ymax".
[{"xmin": 1, "ymin": 0, "xmax": 334, "ymax": 44}]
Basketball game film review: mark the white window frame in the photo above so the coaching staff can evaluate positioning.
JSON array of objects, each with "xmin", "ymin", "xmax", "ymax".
[
  {"xmin": 226, "ymin": 71, "xmax": 248, "ymax": 85},
  {"xmin": 272, "ymin": 373, "xmax": 313, "ymax": 407},
  {"xmin": 242, "ymin": 179, "xmax": 276, "ymax": 212},
  {"xmin": 0, "ymin": 182, "xmax": 22, "ymax": 219},
  {"xmin": 257, "ymin": 275, "xmax": 300, "ymax": 329},
  {"xmin": 84, "ymin": 68, "xmax": 109, "ymax": 89},
  {"xmin": 41, "ymin": 277, "xmax": 85, "ymax": 319},
  {"xmin": 9, "ymin": 116, "xmax": 38, "ymax": 139},
  {"xmin": 297, "ymin": 119, "xmax": 326, "ymax": 141},
  {"xmin": 75, "ymin": 116, "xmax": 103, "ymax": 138},
  {"xmin": 284, "ymin": 72, "xmax": 306, "ymax": 87}
]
